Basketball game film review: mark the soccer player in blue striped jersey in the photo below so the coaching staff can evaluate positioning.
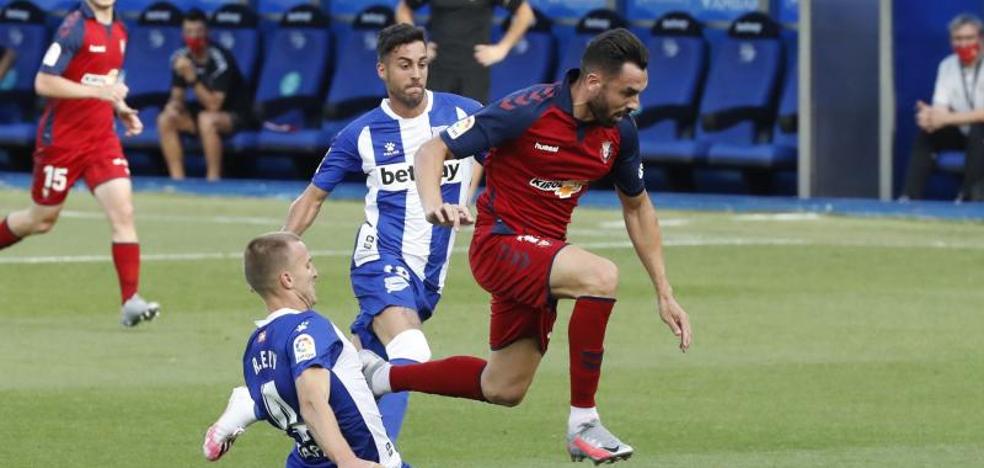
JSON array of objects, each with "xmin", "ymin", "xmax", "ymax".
[
  {"xmin": 228, "ymin": 232, "xmax": 404, "ymax": 467},
  {"xmin": 203, "ymin": 24, "xmax": 482, "ymax": 456}
]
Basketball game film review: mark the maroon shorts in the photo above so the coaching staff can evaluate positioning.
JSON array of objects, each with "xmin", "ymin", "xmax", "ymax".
[
  {"xmin": 469, "ymin": 228, "xmax": 567, "ymax": 352},
  {"xmin": 31, "ymin": 147, "xmax": 130, "ymax": 206}
]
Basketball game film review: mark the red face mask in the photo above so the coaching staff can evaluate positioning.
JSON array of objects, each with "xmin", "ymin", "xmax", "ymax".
[
  {"xmin": 184, "ymin": 36, "xmax": 206, "ymax": 54},
  {"xmin": 955, "ymin": 42, "xmax": 981, "ymax": 65}
]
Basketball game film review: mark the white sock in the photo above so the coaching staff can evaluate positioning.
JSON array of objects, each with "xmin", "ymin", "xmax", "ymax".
[
  {"xmin": 215, "ymin": 387, "xmax": 258, "ymax": 437},
  {"xmin": 568, "ymin": 406, "xmax": 600, "ymax": 433},
  {"xmin": 373, "ymin": 364, "xmax": 393, "ymax": 394}
]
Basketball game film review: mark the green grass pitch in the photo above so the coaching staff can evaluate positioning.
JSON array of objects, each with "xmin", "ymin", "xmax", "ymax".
[{"xmin": 1, "ymin": 189, "xmax": 983, "ymax": 467}]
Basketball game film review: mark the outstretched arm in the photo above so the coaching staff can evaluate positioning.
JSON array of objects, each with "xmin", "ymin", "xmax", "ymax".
[
  {"xmin": 415, "ymin": 136, "xmax": 474, "ymax": 230},
  {"xmin": 284, "ymin": 184, "xmax": 331, "ymax": 235},
  {"xmin": 296, "ymin": 367, "xmax": 382, "ymax": 467},
  {"xmin": 618, "ymin": 188, "xmax": 692, "ymax": 352}
]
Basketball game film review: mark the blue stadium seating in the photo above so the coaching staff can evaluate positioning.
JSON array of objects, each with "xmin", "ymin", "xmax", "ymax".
[
  {"xmin": 643, "ymin": 12, "xmax": 784, "ymax": 167},
  {"xmin": 636, "ymin": 12, "xmax": 708, "ymax": 165},
  {"xmin": 253, "ymin": 3, "xmax": 332, "ymax": 153},
  {"xmin": 0, "ymin": 1, "xmax": 48, "ymax": 147},
  {"xmin": 121, "ymin": 1, "xmax": 184, "ymax": 149},
  {"xmin": 936, "ymin": 151, "xmax": 966, "ymax": 174},
  {"xmin": 489, "ymin": 8, "xmax": 555, "ymax": 102},
  {"xmin": 319, "ymin": 5, "xmax": 394, "ymax": 142},
  {"xmin": 208, "ymin": 3, "xmax": 260, "ymax": 87},
  {"xmin": 707, "ymin": 32, "xmax": 797, "ymax": 169},
  {"xmin": 554, "ymin": 9, "xmax": 626, "ymax": 81}
]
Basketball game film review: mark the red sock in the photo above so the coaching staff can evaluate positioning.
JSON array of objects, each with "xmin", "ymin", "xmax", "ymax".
[
  {"xmin": 390, "ymin": 356, "xmax": 487, "ymax": 401},
  {"xmin": 112, "ymin": 242, "xmax": 140, "ymax": 304},
  {"xmin": 569, "ymin": 297, "xmax": 615, "ymax": 408},
  {"xmin": 0, "ymin": 217, "xmax": 22, "ymax": 249}
]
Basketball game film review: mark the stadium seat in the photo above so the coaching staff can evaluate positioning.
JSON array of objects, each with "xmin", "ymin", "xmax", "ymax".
[
  {"xmin": 0, "ymin": 0, "xmax": 47, "ymax": 147},
  {"xmin": 253, "ymin": 3, "xmax": 332, "ymax": 154},
  {"xmin": 121, "ymin": 1, "xmax": 184, "ymax": 149},
  {"xmin": 707, "ymin": 32, "xmax": 797, "ymax": 169},
  {"xmin": 209, "ymin": 3, "xmax": 260, "ymax": 87},
  {"xmin": 635, "ymin": 11, "xmax": 708, "ymax": 166},
  {"xmin": 554, "ymin": 9, "xmax": 626, "ymax": 82},
  {"xmin": 936, "ymin": 150, "xmax": 965, "ymax": 174},
  {"xmin": 319, "ymin": 5, "xmax": 394, "ymax": 143},
  {"xmin": 488, "ymin": 8, "xmax": 555, "ymax": 102},
  {"xmin": 645, "ymin": 12, "xmax": 784, "ymax": 167}
]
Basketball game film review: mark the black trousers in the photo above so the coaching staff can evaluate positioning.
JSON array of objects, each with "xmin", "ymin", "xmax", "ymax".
[
  {"xmin": 903, "ymin": 124, "xmax": 984, "ymax": 200},
  {"xmin": 428, "ymin": 61, "xmax": 491, "ymax": 105}
]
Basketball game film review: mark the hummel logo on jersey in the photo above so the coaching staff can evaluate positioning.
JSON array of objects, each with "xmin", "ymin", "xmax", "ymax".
[
  {"xmin": 534, "ymin": 142, "xmax": 559, "ymax": 153},
  {"xmin": 529, "ymin": 178, "xmax": 585, "ymax": 199},
  {"xmin": 89, "ymin": 44, "xmax": 106, "ymax": 53},
  {"xmin": 378, "ymin": 161, "xmax": 463, "ymax": 190}
]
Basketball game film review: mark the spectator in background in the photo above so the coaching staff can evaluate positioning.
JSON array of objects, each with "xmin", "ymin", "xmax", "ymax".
[
  {"xmin": 157, "ymin": 8, "xmax": 253, "ymax": 181},
  {"xmin": 395, "ymin": 0, "xmax": 535, "ymax": 103},
  {"xmin": 0, "ymin": 47, "xmax": 15, "ymax": 81},
  {"xmin": 903, "ymin": 13, "xmax": 984, "ymax": 202}
]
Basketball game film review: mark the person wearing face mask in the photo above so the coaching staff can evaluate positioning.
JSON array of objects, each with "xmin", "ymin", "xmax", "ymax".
[
  {"xmin": 902, "ymin": 13, "xmax": 984, "ymax": 202},
  {"xmin": 157, "ymin": 8, "xmax": 253, "ymax": 181}
]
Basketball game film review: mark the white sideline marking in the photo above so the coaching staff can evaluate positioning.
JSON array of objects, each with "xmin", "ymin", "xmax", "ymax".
[
  {"xmin": 598, "ymin": 218, "xmax": 692, "ymax": 229},
  {"xmin": 0, "ymin": 238, "xmax": 809, "ymax": 265},
  {"xmin": 732, "ymin": 213, "xmax": 822, "ymax": 222},
  {"xmin": 59, "ymin": 210, "xmax": 282, "ymax": 226}
]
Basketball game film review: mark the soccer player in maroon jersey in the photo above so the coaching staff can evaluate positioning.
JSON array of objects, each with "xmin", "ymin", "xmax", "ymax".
[
  {"xmin": 0, "ymin": 0, "xmax": 160, "ymax": 327},
  {"xmin": 359, "ymin": 29, "xmax": 692, "ymax": 464}
]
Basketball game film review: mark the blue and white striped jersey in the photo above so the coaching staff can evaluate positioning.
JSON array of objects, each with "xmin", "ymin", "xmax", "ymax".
[
  {"xmin": 312, "ymin": 91, "xmax": 482, "ymax": 291},
  {"xmin": 242, "ymin": 309, "xmax": 403, "ymax": 468}
]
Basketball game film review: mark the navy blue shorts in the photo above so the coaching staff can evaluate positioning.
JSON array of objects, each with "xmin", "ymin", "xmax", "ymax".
[{"xmin": 349, "ymin": 255, "xmax": 441, "ymax": 358}]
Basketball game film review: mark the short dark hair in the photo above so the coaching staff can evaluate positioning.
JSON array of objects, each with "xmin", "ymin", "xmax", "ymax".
[
  {"xmin": 581, "ymin": 28, "xmax": 648, "ymax": 76},
  {"xmin": 377, "ymin": 23, "xmax": 426, "ymax": 61},
  {"xmin": 243, "ymin": 232, "xmax": 301, "ymax": 295},
  {"xmin": 184, "ymin": 8, "xmax": 207, "ymax": 25}
]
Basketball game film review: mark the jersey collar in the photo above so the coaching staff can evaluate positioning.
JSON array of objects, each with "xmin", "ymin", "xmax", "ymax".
[
  {"xmin": 380, "ymin": 90, "xmax": 434, "ymax": 121},
  {"xmin": 254, "ymin": 308, "xmax": 303, "ymax": 328},
  {"xmin": 555, "ymin": 68, "xmax": 580, "ymax": 116}
]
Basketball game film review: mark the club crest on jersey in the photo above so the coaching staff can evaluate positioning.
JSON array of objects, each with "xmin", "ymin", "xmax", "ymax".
[
  {"xmin": 293, "ymin": 334, "xmax": 316, "ymax": 363},
  {"xmin": 601, "ymin": 141, "xmax": 613, "ymax": 162},
  {"xmin": 529, "ymin": 178, "xmax": 585, "ymax": 199}
]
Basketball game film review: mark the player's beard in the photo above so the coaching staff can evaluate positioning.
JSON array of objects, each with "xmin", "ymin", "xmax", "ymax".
[
  {"xmin": 392, "ymin": 84, "xmax": 425, "ymax": 110},
  {"xmin": 587, "ymin": 96, "xmax": 621, "ymax": 127}
]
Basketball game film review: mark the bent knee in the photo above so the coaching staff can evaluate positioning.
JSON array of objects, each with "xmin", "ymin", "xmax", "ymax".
[
  {"xmin": 29, "ymin": 212, "xmax": 59, "ymax": 234},
  {"xmin": 582, "ymin": 259, "xmax": 619, "ymax": 297},
  {"xmin": 197, "ymin": 112, "xmax": 220, "ymax": 133},
  {"xmin": 482, "ymin": 382, "xmax": 528, "ymax": 407}
]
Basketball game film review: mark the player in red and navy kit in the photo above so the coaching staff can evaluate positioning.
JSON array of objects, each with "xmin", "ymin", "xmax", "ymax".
[
  {"xmin": 0, "ymin": 0, "xmax": 159, "ymax": 327},
  {"xmin": 359, "ymin": 29, "xmax": 693, "ymax": 464}
]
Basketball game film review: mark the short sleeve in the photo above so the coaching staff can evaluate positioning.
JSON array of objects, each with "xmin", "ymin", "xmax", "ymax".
[
  {"xmin": 612, "ymin": 117, "xmax": 645, "ymax": 197},
  {"xmin": 288, "ymin": 315, "xmax": 344, "ymax": 380},
  {"xmin": 932, "ymin": 59, "xmax": 951, "ymax": 108},
  {"xmin": 405, "ymin": 0, "xmax": 428, "ymax": 10},
  {"xmin": 311, "ymin": 129, "xmax": 364, "ymax": 192},
  {"xmin": 39, "ymin": 14, "xmax": 85, "ymax": 76},
  {"xmin": 440, "ymin": 85, "xmax": 551, "ymax": 162},
  {"xmin": 208, "ymin": 48, "xmax": 234, "ymax": 93}
]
